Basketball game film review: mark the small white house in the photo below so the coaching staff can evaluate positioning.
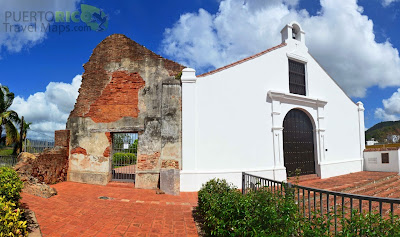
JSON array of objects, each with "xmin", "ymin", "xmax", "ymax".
[
  {"xmin": 180, "ymin": 22, "xmax": 365, "ymax": 191},
  {"xmin": 364, "ymin": 148, "xmax": 400, "ymax": 173}
]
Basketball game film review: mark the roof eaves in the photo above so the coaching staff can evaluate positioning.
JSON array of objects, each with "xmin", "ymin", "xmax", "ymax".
[{"xmin": 197, "ymin": 43, "xmax": 287, "ymax": 78}]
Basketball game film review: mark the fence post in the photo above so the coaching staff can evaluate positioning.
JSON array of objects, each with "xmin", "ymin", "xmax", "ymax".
[
  {"xmin": 242, "ymin": 172, "xmax": 245, "ymax": 194},
  {"xmin": 19, "ymin": 116, "xmax": 24, "ymax": 154}
]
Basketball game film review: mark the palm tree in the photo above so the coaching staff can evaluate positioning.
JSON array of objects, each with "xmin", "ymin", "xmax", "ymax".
[
  {"xmin": 0, "ymin": 85, "xmax": 20, "ymax": 146},
  {"xmin": 20, "ymin": 120, "xmax": 31, "ymax": 143},
  {"xmin": 16, "ymin": 120, "xmax": 31, "ymax": 153}
]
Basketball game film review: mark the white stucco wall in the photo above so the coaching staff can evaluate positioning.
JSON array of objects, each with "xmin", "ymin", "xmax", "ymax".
[
  {"xmin": 364, "ymin": 150, "xmax": 400, "ymax": 173},
  {"xmin": 181, "ymin": 22, "xmax": 364, "ymax": 191}
]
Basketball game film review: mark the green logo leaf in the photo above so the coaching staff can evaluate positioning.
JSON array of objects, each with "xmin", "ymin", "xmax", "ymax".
[{"xmin": 80, "ymin": 4, "xmax": 108, "ymax": 32}]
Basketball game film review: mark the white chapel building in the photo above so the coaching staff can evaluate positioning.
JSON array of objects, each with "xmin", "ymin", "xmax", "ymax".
[{"xmin": 180, "ymin": 22, "xmax": 366, "ymax": 191}]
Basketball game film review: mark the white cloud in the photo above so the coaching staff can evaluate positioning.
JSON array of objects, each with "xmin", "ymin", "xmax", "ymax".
[
  {"xmin": 382, "ymin": 88, "xmax": 400, "ymax": 114},
  {"xmin": 374, "ymin": 88, "xmax": 400, "ymax": 121},
  {"xmin": 10, "ymin": 75, "xmax": 82, "ymax": 139},
  {"xmin": 0, "ymin": 0, "xmax": 80, "ymax": 53},
  {"xmin": 375, "ymin": 108, "xmax": 399, "ymax": 121},
  {"xmin": 162, "ymin": 0, "xmax": 400, "ymax": 97},
  {"xmin": 381, "ymin": 0, "xmax": 399, "ymax": 6}
]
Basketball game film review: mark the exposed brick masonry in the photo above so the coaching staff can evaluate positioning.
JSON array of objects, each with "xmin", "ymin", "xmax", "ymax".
[
  {"xmin": 103, "ymin": 132, "xmax": 112, "ymax": 158},
  {"xmin": 69, "ymin": 34, "xmax": 184, "ymax": 118},
  {"xmin": 66, "ymin": 34, "xmax": 184, "ymax": 189},
  {"xmin": 55, "ymin": 130, "xmax": 70, "ymax": 148},
  {"xmin": 84, "ymin": 71, "xmax": 145, "ymax": 123},
  {"xmin": 33, "ymin": 148, "xmax": 69, "ymax": 184},
  {"xmin": 16, "ymin": 130, "xmax": 70, "ymax": 184},
  {"xmin": 71, "ymin": 147, "xmax": 87, "ymax": 155},
  {"xmin": 137, "ymin": 152, "xmax": 161, "ymax": 170},
  {"xmin": 161, "ymin": 160, "xmax": 180, "ymax": 169}
]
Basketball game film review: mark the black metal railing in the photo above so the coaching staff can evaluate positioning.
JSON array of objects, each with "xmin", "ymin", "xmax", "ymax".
[
  {"xmin": 242, "ymin": 172, "xmax": 400, "ymax": 234},
  {"xmin": 111, "ymin": 133, "xmax": 138, "ymax": 183},
  {"xmin": 0, "ymin": 156, "xmax": 18, "ymax": 167}
]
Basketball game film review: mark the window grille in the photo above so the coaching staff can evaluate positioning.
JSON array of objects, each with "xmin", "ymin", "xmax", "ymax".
[
  {"xmin": 289, "ymin": 59, "xmax": 306, "ymax": 95},
  {"xmin": 381, "ymin": 153, "xmax": 389, "ymax": 164}
]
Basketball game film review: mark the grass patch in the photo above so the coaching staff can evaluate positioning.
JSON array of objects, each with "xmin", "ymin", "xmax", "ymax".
[{"xmin": 0, "ymin": 148, "xmax": 13, "ymax": 156}]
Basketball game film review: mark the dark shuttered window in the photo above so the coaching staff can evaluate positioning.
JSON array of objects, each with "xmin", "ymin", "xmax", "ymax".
[
  {"xmin": 381, "ymin": 153, "xmax": 389, "ymax": 164},
  {"xmin": 289, "ymin": 59, "xmax": 306, "ymax": 95}
]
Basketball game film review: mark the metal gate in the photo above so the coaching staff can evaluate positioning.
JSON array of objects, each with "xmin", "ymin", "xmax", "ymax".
[
  {"xmin": 283, "ymin": 109, "xmax": 315, "ymax": 177},
  {"xmin": 112, "ymin": 133, "xmax": 138, "ymax": 182}
]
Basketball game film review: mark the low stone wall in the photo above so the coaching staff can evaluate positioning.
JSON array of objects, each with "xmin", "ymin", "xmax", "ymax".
[
  {"xmin": 35, "ymin": 147, "xmax": 69, "ymax": 184},
  {"xmin": 14, "ymin": 130, "xmax": 70, "ymax": 198},
  {"xmin": 16, "ymin": 147, "xmax": 69, "ymax": 184}
]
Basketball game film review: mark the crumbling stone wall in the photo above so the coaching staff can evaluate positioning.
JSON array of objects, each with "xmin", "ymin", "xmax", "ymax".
[
  {"xmin": 32, "ymin": 147, "xmax": 69, "ymax": 183},
  {"xmin": 16, "ymin": 130, "xmax": 70, "ymax": 184},
  {"xmin": 67, "ymin": 34, "xmax": 184, "ymax": 188},
  {"xmin": 55, "ymin": 130, "xmax": 70, "ymax": 148}
]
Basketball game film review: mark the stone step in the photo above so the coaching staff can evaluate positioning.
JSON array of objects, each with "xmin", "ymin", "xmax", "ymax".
[
  {"xmin": 365, "ymin": 179, "xmax": 400, "ymax": 198},
  {"xmin": 106, "ymin": 182, "xmax": 135, "ymax": 189},
  {"xmin": 289, "ymin": 174, "xmax": 320, "ymax": 183},
  {"xmin": 331, "ymin": 174, "xmax": 397, "ymax": 193},
  {"xmin": 294, "ymin": 172, "xmax": 400, "ymax": 218},
  {"xmin": 346, "ymin": 175, "xmax": 400, "ymax": 196}
]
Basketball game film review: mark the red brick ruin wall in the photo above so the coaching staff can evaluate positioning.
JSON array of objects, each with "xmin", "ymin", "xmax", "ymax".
[
  {"xmin": 19, "ymin": 130, "xmax": 70, "ymax": 184},
  {"xmin": 69, "ymin": 34, "xmax": 183, "ymax": 119},
  {"xmin": 66, "ymin": 34, "xmax": 184, "ymax": 188}
]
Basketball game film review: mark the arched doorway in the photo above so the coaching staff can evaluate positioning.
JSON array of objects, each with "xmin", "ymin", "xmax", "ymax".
[{"xmin": 283, "ymin": 109, "xmax": 315, "ymax": 177}]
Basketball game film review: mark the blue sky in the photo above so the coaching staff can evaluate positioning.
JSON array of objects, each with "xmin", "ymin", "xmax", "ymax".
[{"xmin": 1, "ymin": 0, "xmax": 400, "ymax": 138}]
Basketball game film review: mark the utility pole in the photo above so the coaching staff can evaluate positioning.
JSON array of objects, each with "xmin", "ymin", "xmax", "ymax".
[{"xmin": 19, "ymin": 116, "xmax": 24, "ymax": 154}]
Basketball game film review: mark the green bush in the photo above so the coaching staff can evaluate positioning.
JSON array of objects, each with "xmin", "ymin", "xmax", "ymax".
[
  {"xmin": 197, "ymin": 179, "xmax": 300, "ymax": 236},
  {"xmin": 0, "ymin": 167, "xmax": 23, "ymax": 204},
  {"xmin": 301, "ymin": 210, "xmax": 400, "ymax": 236},
  {"xmin": 198, "ymin": 179, "xmax": 400, "ymax": 236},
  {"xmin": 112, "ymin": 153, "xmax": 137, "ymax": 166},
  {"xmin": 0, "ymin": 196, "xmax": 27, "ymax": 237}
]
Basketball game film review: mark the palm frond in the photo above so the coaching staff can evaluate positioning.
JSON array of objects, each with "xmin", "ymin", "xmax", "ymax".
[
  {"xmin": 0, "ymin": 111, "xmax": 20, "ymax": 124},
  {"xmin": 0, "ymin": 86, "xmax": 5, "ymax": 113},
  {"xmin": 4, "ymin": 120, "xmax": 19, "ymax": 146},
  {"xmin": 0, "ymin": 86, "xmax": 14, "ymax": 112}
]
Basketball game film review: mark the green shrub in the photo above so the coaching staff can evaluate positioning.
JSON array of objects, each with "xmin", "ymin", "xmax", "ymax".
[
  {"xmin": 0, "ymin": 167, "xmax": 23, "ymax": 204},
  {"xmin": 300, "ymin": 209, "xmax": 400, "ymax": 236},
  {"xmin": 197, "ymin": 179, "xmax": 243, "ymax": 236},
  {"xmin": 0, "ymin": 196, "xmax": 27, "ymax": 237},
  {"xmin": 339, "ymin": 210, "xmax": 400, "ymax": 236},
  {"xmin": 197, "ymin": 179, "xmax": 300, "ymax": 236},
  {"xmin": 112, "ymin": 153, "xmax": 137, "ymax": 166},
  {"xmin": 197, "ymin": 179, "xmax": 400, "ymax": 236}
]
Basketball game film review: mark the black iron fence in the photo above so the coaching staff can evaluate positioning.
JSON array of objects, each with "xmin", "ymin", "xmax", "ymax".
[
  {"xmin": 111, "ymin": 133, "xmax": 138, "ymax": 182},
  {"xmin": 242, "ymin": 172, "xmax": 400, "ymax": 233},
  {"xmin": 0, "ymin": 155, "xmax": 18, "ymax": 167}
]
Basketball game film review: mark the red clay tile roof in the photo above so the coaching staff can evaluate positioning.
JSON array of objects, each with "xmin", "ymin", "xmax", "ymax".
[
  {"xmin": 364, "ymin": 147, "xmax": 400, "ymax": 152},
  {"xmin": 197, "ymin": 43, "xmax": 287, "ymax": 78}
]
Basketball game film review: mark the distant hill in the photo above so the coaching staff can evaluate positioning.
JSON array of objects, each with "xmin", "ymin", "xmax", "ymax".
[{"xmin": 365, "ymin": 121, "xmax": 400, "ymax": 142}]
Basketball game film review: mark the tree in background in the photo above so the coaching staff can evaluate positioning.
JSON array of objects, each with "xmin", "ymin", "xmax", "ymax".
[
  {"xmin": 13, "ymin": 119, "xmax": 31, "ymax": 154},
  {"xmin": 20, "ymin": 120, "xmax": 31, "ymax": 144},
  {"xmin": 0, "ymin": 86, "xmax": 20, "ymax": 148}
]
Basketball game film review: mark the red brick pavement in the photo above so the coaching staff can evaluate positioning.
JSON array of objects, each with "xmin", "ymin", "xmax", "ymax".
[{"xmin": 21, "ymin": 182, "xmax": 198, "ymax": 237}]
